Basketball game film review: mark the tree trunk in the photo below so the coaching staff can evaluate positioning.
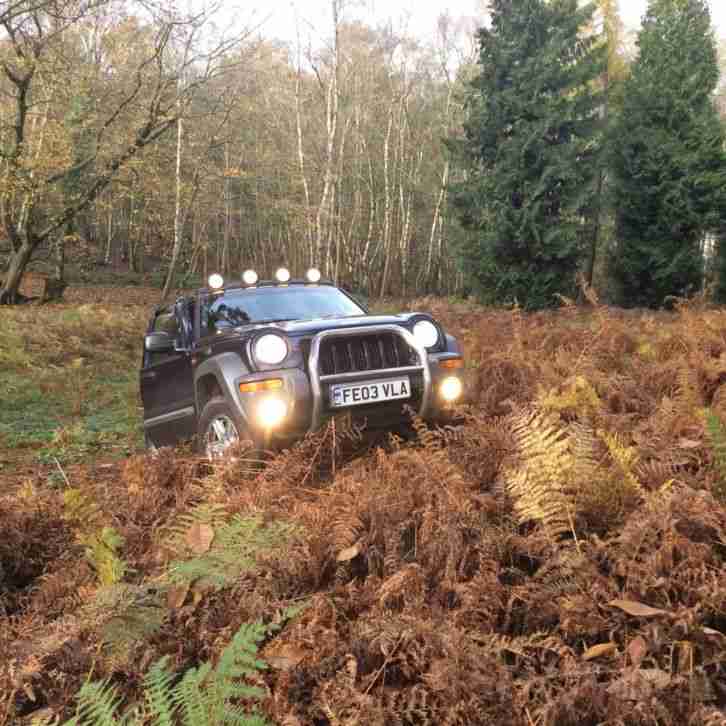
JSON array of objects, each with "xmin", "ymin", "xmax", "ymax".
[
  {"xmin": 0, "ymin": 240, "xmax": 34, "ymax": 304},
  {"xmin": 162, "ymin": 113, "xmax": 184, "ymax": 301}
]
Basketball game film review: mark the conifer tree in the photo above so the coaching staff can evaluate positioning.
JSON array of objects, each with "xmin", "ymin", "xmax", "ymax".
[
  {"xmin": 451, "ymin": 0, "xmax": 605, "ymax": 309},
  {"xmin": 609, "ymin": 0, "xmax": 726, "ymax": 308}
]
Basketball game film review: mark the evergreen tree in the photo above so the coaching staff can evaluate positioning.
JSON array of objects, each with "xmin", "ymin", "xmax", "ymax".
[
  {"xmin": 609, "ymin": 0, "xmax": 726, "ymax": 308},
  {"xmin": 451, "ymin": 0, "xmax": 605, "ymax": 310}
]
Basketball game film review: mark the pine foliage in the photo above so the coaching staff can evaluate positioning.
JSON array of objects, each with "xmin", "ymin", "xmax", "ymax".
[
  {"xmin": 609, "ymin": 0, "xmax": 726, "ymax": 307},
  {"xmin": 452, "ymin": 0, "xmax": 606, "ymax": 309}
]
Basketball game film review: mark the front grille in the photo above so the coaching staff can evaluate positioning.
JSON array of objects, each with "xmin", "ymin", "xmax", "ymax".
[{"xmin": 318, "ymin": 332, "xmax": 418, "ymax": 376}]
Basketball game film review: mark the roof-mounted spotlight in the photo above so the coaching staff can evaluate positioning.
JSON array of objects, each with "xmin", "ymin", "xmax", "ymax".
[
  {"xmin": 275, "ymin": 267, "xmax": 291, "ymax": 283},
  {"xmin": 208, "ymin": 273, "xmax": 224, "ymax": 290},
  {"xmin": 242, "ymin": 269, "xmax": 258, "ymax": 286},
  {"xmin": 306, "ymin": 267, "xmax": 321, "ymax": 283}
]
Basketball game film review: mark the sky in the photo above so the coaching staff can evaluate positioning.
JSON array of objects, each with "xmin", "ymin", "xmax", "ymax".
[{"xmin": 237, "ymin": 0, "xmax": 726, "ymax": 47}]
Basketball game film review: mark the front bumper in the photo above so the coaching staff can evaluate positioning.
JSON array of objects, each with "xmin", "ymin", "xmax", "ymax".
[{"xmin": 234, "ymin": 324, "xmax": 464, "ymax": 444}]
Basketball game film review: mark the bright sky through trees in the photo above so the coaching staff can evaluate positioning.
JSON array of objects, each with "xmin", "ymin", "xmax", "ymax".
[{"xmin": 239, "ymin": 0, "xmax": 725, "ymax": 44}]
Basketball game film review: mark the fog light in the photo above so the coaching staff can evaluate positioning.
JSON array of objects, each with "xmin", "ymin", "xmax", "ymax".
[
  {"xmin": 440, "ymin": 376, "xmax": 462, "ymax": 402},
  {"xmin": 257, "ymin": 396, "xmax": 288, "ymax": 428}
]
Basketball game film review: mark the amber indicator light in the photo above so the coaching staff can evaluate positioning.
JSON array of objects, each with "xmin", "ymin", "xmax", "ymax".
[
  {"xmin": 439, "ymin": 358, "xmax": 463, "ymax": 370},
  {"xmin": 239, "ymin": 379, "xmax": 284, "ymax": 393}
]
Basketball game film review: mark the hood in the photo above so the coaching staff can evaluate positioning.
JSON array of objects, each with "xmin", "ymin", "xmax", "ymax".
[{"xmin": 271, "ymin": 313, "xmax": 415, "ymax": 337}]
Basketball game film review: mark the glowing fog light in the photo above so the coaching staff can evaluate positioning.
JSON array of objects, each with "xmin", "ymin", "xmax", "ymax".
[
  {"xmin": 257, "ymin": 396, "xmax": 288, "ymax": 428},
  {"xmin": 306, "ymin": 267, "xmax": 321, "ymax": 283},
  {"xmin": 208, "ymin": 273, "xmax": 224, "ymax": 289},
  {"xmin": 242, "ymin": 269, "xmax": 258, "ymax": 285},
  {"xmin": 440, "ymin": 376, "xmax": 463, "ymax": 402},
  {"xmin": 275, "ymin": 267, "xmax": 291, "ymax": 283}
]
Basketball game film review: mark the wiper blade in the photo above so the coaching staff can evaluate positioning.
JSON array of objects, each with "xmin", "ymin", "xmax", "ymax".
[{"xmin": 254, "ymin": 318, "xmax": 300, "ymax": 325}]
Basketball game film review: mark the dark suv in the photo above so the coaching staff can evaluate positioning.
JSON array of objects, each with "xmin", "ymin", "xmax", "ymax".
[{"xmin": 140, "ymin": 269, "xmax": 465, "ymax": 458}]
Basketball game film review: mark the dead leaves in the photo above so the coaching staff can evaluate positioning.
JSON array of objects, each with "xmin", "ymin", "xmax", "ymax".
[
  {"xmin": 608, "ymin": 599, "xmax": 670, "ymax": 618},
  {"xmin": 186, "ymin": 522, "xmax": 214, "ymax": 554},
  {"xmin": 582, "ymin": 642, "xmax": 618, "ymax": 660},
  {"xmin": 336, "ymin": 541, "xmax": 362, "ymax": 562}
]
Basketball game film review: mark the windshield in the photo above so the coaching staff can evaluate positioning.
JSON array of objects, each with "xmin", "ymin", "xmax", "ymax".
[{"xmin": 201, "ymin": 285, "xmax": 365, "ymax": 333}]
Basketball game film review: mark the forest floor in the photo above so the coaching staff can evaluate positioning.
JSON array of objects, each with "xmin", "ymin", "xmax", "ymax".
[{"xmin": 1, "ymin": 288, "xmax": 726, "ymax": 725}]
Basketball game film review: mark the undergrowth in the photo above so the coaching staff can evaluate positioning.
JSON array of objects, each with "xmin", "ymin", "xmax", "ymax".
[
  {"xmin": 0, "ymin": 303, "xmax": 145, "ymax": 472},
  {"xmin": 2, "ymin": 290, "xmax": 726, "ymax": 724}
]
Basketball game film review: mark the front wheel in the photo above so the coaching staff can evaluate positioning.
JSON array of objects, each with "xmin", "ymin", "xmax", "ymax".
[{"xmin": 197, "ymin": 397, "xmax": 251, "ymax": 460}]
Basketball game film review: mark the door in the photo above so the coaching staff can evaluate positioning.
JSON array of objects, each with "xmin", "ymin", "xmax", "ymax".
[{"xmin": 140, "ymin": 306, "xmax": 196, "ymax": 447}]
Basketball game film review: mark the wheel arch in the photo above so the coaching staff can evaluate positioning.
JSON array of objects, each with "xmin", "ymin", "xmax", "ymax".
[{"xmin": 194, "ymin": 353, "xmax": 251, "ymax": 425}]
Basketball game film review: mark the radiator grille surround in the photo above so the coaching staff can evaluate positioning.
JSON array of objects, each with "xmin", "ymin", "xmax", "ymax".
[
  {"xmin": 308, "ymin": 324, "xmax": 432, "ymax": 429},
  {"xmin": 318, "ymin": 332, "xmax": 417, "ymax": 376}
]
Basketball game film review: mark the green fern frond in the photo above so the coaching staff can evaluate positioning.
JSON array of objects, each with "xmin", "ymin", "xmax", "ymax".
[
  {"xmin": 705, "ymin": 410, "xmax": 726, "ymax": 503},
  {"xmin": 165, "ymin": 512, "xmax": 296, "ymax": 591},
  {"xmin": 63, "ymin": 489, "xmax": 128, "ymax": 587},
  {"xmin": 69, "ymin": 680, "xmax": 125, "ymax": 726},
  {"xmin": 142, "ymin": 657, "xmax": 177, "ymax": 726},
  {"xmin": 61, "ymin": 619, "xmax": 275, "ymax": 726},
  {"xmin": 164, "ymin": 504, "xmax": 229, "ymax": 553},
  {"xmin": 80, "ymin": 527, "xmax": 127, "ymax": 587},
  {"xmin": 82, "ymin": 584, "xmax": 166, "ymax": 666}
]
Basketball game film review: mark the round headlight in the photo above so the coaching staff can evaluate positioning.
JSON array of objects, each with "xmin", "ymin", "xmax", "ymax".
[
  {"xmin": 413, "ymin": 320, "xmax": 439, "ymax": 349},
  {"xmin": 254, "ymin": 334, "xmax": 288, "ymax": 365}
]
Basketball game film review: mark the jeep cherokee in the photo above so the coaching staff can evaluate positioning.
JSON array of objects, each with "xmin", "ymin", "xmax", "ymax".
[{"xmin": 140, "ymin": 268, "xmax": 465, "ymax": 458}]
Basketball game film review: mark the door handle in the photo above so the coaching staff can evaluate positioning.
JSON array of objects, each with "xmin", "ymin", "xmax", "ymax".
[{"xmin": 142, "ymin": 371, "xmax": 157, "ymax": 381}]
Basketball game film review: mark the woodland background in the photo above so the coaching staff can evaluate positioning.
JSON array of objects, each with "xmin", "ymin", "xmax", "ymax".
[{"xmin": 1, "ymin": 0, "xmax": 725, "ymax": 306}]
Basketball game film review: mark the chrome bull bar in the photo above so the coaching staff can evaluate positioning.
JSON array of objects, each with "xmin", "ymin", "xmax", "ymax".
[{"xmin": 308, "ymin": 325, "xmax": 432, "ymax": 430}]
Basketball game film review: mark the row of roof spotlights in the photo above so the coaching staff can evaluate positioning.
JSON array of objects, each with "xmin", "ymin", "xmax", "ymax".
[{"xmin": 208, "ymin": 267, "xmax": 321, "ymax": 290}]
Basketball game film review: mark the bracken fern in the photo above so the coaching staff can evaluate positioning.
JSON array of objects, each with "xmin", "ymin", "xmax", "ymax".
[
  {"xmin": 54, "ymin": 619, "xmax": 273, "ymax": 726},
  {"xmin": 164, "ymin": 506, "xmax": 297, "ymax": 590}
]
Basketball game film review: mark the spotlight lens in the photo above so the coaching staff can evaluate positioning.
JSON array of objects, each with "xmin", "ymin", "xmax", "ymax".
[
  {"xmin": 306, "ymin": 267, "xmax": 321, "ymax": 283},
  {"xmin": 208, "ymin": 273, "xmax": 224, "ymax": 289},
  {"xmin": 440, "ymin": 376, "xmax": 463, "ymax": 402},
  {"xmin": 413, "ymin": 320, "xmax": 439, "ymax": 349},
  {"xmin": 275, "ymin": 267, "xmax": 291, "ymax": 283},
  {"xmin": 242, "ymin": 269, "xmax": 258, "ymax": 285},
  {"xmin": 257, "ymin": 396, "xmax": 288, "ymax": 428}
]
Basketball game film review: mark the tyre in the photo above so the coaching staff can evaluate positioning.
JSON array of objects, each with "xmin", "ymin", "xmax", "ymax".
[
  {"xmin": 197, "ymin": 396, "xmax": 256, "ymax": 461},
  {"xmin": 144, "ymin": 431, "xmax": 159, "ymax": 455}
]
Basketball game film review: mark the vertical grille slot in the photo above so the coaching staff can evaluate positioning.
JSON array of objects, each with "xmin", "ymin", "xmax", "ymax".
[{"xmin": 318, "ymin": 332, "xmax": 417, "ymax": 376}]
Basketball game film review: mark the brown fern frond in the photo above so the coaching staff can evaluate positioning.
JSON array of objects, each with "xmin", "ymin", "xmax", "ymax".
[{"xmin": 503, "ymin": 408, "xmax": 574, "ymax": 541}]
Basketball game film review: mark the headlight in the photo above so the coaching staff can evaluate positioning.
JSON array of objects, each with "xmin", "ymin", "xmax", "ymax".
[
  {"xmin": 254, "ymin": 334, "xmax": 288, "ymax": 365},
  {"xmin": 413, "ymin": 320, "xmax": 439, "ymax": 349}
]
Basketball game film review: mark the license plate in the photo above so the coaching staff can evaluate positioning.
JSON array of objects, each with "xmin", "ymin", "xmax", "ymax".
[{"xmin": 330, "ymin": 376, "xmax": 411, "ymax": 408}]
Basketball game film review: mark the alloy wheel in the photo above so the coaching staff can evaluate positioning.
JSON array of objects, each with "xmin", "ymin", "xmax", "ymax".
[{"xmin": 205, "ymin": 414, "xmax": 239, "ymax": 459}]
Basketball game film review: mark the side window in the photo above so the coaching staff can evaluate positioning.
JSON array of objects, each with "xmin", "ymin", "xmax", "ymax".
[{"xmin": 149, "ymin": 309, "xmax": 180, "ymax": 366}]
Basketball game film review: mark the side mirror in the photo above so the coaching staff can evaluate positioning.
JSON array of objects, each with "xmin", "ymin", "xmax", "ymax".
[{"xmin": 145, "ymin": 331, "xmax": 175, "ymax": 353}]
